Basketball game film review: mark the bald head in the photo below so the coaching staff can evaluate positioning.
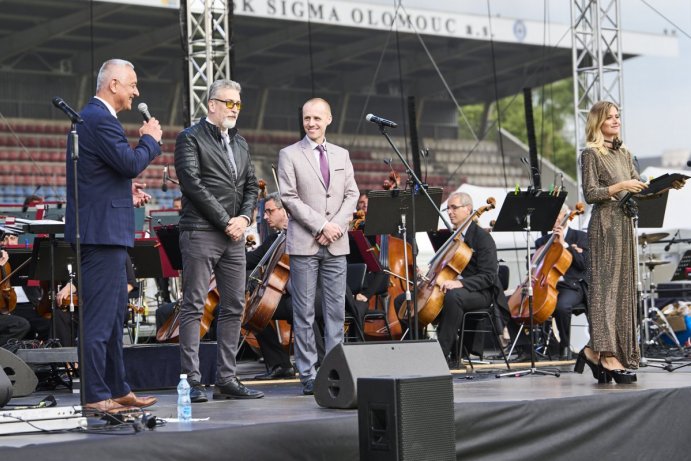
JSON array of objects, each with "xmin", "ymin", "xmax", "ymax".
[{"xmin": 302, "ymin": 98, "xmax": 333, "ymax": 144}]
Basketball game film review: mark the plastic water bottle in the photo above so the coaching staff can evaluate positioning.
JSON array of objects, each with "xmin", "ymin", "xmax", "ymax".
[{"xmin": 177, "ymin": 373, "xmax": 192, "ymax": 422}]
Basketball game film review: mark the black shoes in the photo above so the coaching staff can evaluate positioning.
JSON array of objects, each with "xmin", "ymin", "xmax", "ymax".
[
  {"xmin": 574, "ymin": 347, "xmax": 602, "ymax": 380},
  {"xmin": 213, "ymin": 377, "xmax": 265, "ymax": 400},
  {"xmin": 598, "ymin": 360, "xmax": 637, "ymax": 384},
  {"xmin": 254, "ymin": 365, "xmax": 296, "ymax": 381},
  {"xmin": 302, "ymin": 379, "xmax": 315, "ymax": 396},
  {"xmin": 189, "ymin": 382, "xmax": 208, "ymax": 403}
]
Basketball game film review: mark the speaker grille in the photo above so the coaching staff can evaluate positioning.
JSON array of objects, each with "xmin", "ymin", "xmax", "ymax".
[{"xmin": 397, "ymin": 377, "xmax": 455, "ymax": 460}]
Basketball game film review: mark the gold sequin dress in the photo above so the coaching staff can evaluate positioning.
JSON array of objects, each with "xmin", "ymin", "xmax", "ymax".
[{"xmin": 580, "ymin": 146, "xmax": 640, "ymax": 369}]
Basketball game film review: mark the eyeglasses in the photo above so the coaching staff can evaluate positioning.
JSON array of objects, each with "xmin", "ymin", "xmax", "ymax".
[
  {"xmin": 212, "ymin": 98, "xmax": 242, "ymax": 110},
  {"xmin": 264, "ymin": 207, "xmax": 279, "ymax": 215},
  {"xmin": 447, "ymin": 204, "xmax": 470, "ymax": 211}
]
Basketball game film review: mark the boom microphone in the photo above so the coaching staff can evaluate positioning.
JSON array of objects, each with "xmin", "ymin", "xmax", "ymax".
[
  {"xmin": 365, "ymin": 114, "xmax": 398, "ymax": 128},
  {"xmin": 52, "ymin": 97, "xmax": 83, "ymax": 124},
  {"xmin": 137, "ymin": 102, "xmax": 163, "ymax": 145}
]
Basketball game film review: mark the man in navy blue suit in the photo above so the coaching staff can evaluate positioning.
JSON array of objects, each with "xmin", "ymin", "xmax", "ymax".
[{"xmin": 65, "ymin": 58, "xmax": 162, "ymax": 414}]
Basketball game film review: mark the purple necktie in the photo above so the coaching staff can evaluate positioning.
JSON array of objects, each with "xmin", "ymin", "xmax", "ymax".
[{"xmin": 317, "ymin": 144, "xmax": 330, "ymax": 188}]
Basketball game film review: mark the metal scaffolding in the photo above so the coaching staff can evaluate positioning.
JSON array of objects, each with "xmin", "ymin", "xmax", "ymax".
[
  {"xmin": 184, "ymin": 0, "xmax": 232, "ymax": 125},
  {"xmin": 571, "ymin": 0, "xmax": 624, "ymax": 200}
]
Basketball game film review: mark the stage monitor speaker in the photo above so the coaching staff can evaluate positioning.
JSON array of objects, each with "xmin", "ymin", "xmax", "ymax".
[
  {"xmin": 358, "ymin": 375, "xmax": 455, "ymax": 461},
  {"xmin": 0, "ymin": 348, "xmax": 38, "ymax": 397},
  {"xmin": 313, "ymin": 340, "xmax": 449, "ymax": 409},
  {"xmin": 0, "ymin": 366, "xmax": 12, "ymax": 408}
]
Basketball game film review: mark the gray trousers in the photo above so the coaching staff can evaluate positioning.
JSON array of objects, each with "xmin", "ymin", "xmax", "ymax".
[
  {"xmin": 179, "ymin": 229, "xmax": 246, "ymax": 385},
  {"xmin": 290, "ymin": 247, "xmax": 346, "ymax": 382}
]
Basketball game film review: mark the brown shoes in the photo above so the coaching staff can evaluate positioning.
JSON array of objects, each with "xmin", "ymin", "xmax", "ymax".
[
  {"xmin": 113, "ymin": 391, "xmax": 158, "ymax": 408},
  {"xmin": 83, "ymin": 399, "xmax": 138, "ymax": 415}
]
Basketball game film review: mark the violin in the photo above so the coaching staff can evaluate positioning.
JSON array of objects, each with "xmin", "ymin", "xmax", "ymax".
[
  {"xmin": 0, "ymin": 249, "xmax": 17, "ymax": 315},
  {"xmin": 400, "ymin": 198, "xmax": 496, "ymax": 326},
  {"xmin": 507, "ymin": 203, "xmax": 586, "ymax": 324}
]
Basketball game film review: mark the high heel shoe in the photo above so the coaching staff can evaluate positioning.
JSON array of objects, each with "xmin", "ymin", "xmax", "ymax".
[
  {"xmin": 574, "ymin": 348, "xmax": 601, "ymax": 380},
  {"xmin": 598, "ymin": 360, "xmax": 637, "ymax": 384}
]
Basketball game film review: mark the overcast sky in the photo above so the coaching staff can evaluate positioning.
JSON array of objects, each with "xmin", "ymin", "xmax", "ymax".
[{"xmin": 351, "ymin": 0, "xmax": 691, "ymax": 159}]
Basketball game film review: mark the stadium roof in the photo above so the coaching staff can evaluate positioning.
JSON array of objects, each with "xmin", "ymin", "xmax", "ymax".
[{"xmin": 0, "ymin": 0, "xmax": 678, "ymax": 132}]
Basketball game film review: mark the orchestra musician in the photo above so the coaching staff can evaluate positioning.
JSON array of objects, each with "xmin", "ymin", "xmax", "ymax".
[
  {"xmin": 64, "ymin": 58, "xmax": 160, "ymax": 414},
  {"xmin": 0, "ymin": 248, "xmax": 30, "ymax": 346},
  {"xmin": 174, "ymin": 79, "xmax": 263, "ymax": 402},
  {"xmin": 396, "ymin": 191, "xmax": 509, "ymax": 367},
  {"xmin": 277, "ymin": 97, "xmax": 359, "ymax": 395},
  {"xmin": 533, "ymin": 204, "xmax": 588, "ymax": 360}
]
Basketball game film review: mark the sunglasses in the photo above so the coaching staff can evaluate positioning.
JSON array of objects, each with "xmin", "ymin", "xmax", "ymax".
[{"xmin": 211, "ymin": 98, "xmax": 242, "ymax": 110}]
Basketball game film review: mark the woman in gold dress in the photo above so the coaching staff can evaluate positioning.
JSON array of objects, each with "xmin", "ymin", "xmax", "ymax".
[{"xmin": 576, "ymin": 101, "xmax": 648, "ymax": 384}]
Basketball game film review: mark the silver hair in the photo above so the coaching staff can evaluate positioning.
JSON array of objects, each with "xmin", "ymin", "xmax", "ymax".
[
  {"xmin": 448, "ymin": 191, "xmax": 473, "ymax": 208},
  {"xmin": 96, "ymin": 59, "xmax": 134, "ymax": 92},
  {"xmin": 265, "ymin": 192, "xmax": 283, "ymax": 209},
  {"xmin": 208, "ymin": 79, "xmax": 242, "ymax": 101}
]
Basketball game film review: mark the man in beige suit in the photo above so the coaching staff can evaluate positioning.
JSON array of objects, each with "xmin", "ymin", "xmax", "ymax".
[{"xmin": 278, "ymin": 98, "xmax": 359, "ymax": 395}]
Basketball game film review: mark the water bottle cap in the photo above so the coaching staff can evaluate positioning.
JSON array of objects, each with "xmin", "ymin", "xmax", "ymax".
[{"xmin": 179, "ymin": 373, "xmax": 187, "ymax": 379}]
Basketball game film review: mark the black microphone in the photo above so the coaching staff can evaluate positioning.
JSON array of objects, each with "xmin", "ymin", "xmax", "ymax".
[
  {"xmin": 619, "ymin": 174, "xmax": 648, "ymax": 206},
  {"xmin": 687, "ymin": 160, "xmax": 691, "ymax": 167},
  {"xmin": 52, "ymin": 97, "xmax": 83, "ymax": 124},
  {"xmin": 137, "ymin": 102, "xmax": 163, "ymax": 145},
  {"xmin": 161, "ymin": 165, "xmax": 168, "ymax": 192},
  {"xmin": 366, "ymin": 113, "xmax": 398, "ymax": 128},
  {"xmin": 664, "ymin": 229, "xmax": 680, "ymax": 251}
]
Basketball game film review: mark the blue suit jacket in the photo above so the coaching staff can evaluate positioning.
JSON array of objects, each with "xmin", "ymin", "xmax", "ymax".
[{"xmin": 65, "ymin": 98, "xmax": 160, "ymax": 247}]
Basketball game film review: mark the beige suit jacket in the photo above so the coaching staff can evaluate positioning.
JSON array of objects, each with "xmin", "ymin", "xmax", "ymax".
[{"xmin": 278, "ymin": 137, "xmax": 359, "ymax": 256}]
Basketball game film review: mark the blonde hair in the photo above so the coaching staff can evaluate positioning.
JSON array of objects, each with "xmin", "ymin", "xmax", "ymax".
[{"xmin": 585, "ymin": 101, "xmax": 625, "ymax": 155}]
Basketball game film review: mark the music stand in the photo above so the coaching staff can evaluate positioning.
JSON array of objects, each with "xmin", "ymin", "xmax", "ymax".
[
  {"xmin": 493, "ymin": 191, "xmax": 565, "ymax": 379},
  {"xmin": 366, "ymin": 188, "xmax": 442, "ymax": 339},
  {"xmin": 29, "ymin": 237, "xmax": 77, "ymax": 344},
  {"xmin": 127, "ymin": 239, "xmax": 165, "ymax": 279},
  {"xmin": 154, "ymin": 225, "xmax": 183, "ymax": 271},
  {"xmin": 4, "ymin": 246, "xmax": 33, "ymax": 286}
]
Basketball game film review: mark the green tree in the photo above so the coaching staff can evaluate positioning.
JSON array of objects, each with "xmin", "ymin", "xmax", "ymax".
[{"xmin": 459, "ymin": 79, "xmax": 577, "ymax": 178}]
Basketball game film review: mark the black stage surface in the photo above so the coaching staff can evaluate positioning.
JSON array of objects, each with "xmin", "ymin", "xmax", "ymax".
[{"xmin": 2, "ymin": 360, "xmax": 691, "ymax": 460}]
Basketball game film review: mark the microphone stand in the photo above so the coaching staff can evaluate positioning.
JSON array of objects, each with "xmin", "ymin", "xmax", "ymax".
[
  {"xmin": 375, "ymin": 123, "xmax": 452, "ymax": 340},
  {"xmin": 68, "ymin": 121, "xmax": 87, "ymax": 405}
]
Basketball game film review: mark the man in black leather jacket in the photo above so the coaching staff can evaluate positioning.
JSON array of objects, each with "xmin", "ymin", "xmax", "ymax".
[{"xmin": 174, "ymin": 79, "xmax": 262, "ymax": 403}]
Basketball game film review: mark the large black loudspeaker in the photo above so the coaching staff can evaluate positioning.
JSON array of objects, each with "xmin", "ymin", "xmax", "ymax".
[
  {"xmin": 358, "ymin": 375, "xmax": 455, "ymax": 461},
  {"xmin": 0, "ymin": 366, "xmax": 12, "ymax": 408},
  {"xmin": 0, "ymin": 347, "xmax": 38, "ymax": 397},
  {"xmin": 313, "ymin": 340, "xmax": 449, "ymax": 409}
]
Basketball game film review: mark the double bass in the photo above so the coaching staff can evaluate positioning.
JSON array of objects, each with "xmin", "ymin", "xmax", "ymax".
[
  {"xmin": 400, "ymin": 198, "xmax": 496, "ymax": 326},
  {"xmin": 507, "ymin": 203, "xmax": 585, "ymax": 324}
]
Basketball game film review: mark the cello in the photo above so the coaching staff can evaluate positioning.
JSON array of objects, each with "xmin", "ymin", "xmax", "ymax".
[
  {"xmin": 0, "ymin": 249, "xmax": 17, "ymax": 315},
  {"xmin": 155, "ymin": 279, "xmax": 218, "ymax": 343},
  {"xmin": 507, "ymin": 203, "xmax": 586, "ymax": 324},
  {"xmin": 243, "ymin": 232, "xmax": 290, "ymax": 334},
  {"xmin": 400, "ymin": 198, "xmax": 496, "ymax": 326}
]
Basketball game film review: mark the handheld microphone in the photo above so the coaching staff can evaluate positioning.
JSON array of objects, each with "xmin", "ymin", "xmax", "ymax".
[
  {"xmin": 161, "ymin": 165, "xmax": 169, "ymax": 192},
  {"xmin": 137, "ymin": 102, "xmax": 163, "ymax": 145},
  {"xmin": 687, "ymin": 160, "xmax": 691, "ymax": 167},
  {"xmin": 618, "ymin": 174, "xmax": 648, "ymax": 206},
  {"xmin": 52, "ymin": 97, "xmax": 83, "ymax": 124},
  {"xmin": 366, "ymin": 114, "xmax": 398, "ymax": 128}
]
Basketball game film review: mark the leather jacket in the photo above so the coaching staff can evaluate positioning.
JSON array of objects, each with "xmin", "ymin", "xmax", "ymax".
[{"xmin": 174, "ymin": 118, "xmax": 258, "ymax": 232}]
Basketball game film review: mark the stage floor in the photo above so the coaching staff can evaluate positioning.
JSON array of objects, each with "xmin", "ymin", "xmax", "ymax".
[{"xmin": 2, "ymin": 359, "xmax": 691, "ymax": 460}]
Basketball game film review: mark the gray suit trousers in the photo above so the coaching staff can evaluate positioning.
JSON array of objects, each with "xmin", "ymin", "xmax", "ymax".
[
  {"xmin": 290, "ymin": 247, "xmax": 346, "ymax": 382},
  {"xmin": 179, "ymin": 229, "xmax": 246, "ymax": 385}
]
